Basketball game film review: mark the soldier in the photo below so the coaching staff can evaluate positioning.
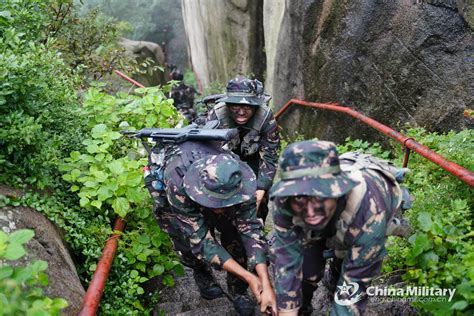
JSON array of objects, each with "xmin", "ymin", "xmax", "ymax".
[
  {"xmin": 207, "ymin": 76, "xmax": 280, "ymax": 222},
  {"xmin": 155, "ymin": 140, "xmax": 276, "ymax": 315},
  {"xmin": 268, "ymin": 140, "xmax": 410, "ymax": 315},
  {"xmin": 169, "ymin": 69, "xmax": 197, "ymax": 122}
]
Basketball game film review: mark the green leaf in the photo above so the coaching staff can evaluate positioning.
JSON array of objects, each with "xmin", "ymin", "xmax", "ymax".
[
  {"xmin": 137, "ymin": 235, "xmax": 150, "ymax": 245},
  {"xmin": 161, "ymin": 104, "xmax": 174, "ymax": 116},
  {"xmin": 137, "ymin": 253, "xmax": 147, "ymax": 261},
  {"xmin": 127, "ymin": 172, "xmax": 143, "ymax": 186},
  {"xmin": 109, "ymin": 131, "xmax": 122, "ymax": 140},
  {"xmin": 87, "ymin": 143, "xmax": 100, "ymax": 154},
  {"xmin": 136, "ymin": 286, "xmax": 144, "ymax": 295},
  {"xmin": 130, "ymin": 270, "xmax": 139, "ymax": 278},
  {"xmin": 126, "ymin": 187, "xmax": 143, "ymax": 203},
  {"xmin": 418, "ymin": 212, "xmax": 433, "ymax": 232},
  {"xmin": 112, "ymin": 197, "xmax": 129, "ymax": 217},
  {"xmin": 153, "ymin": 264, "xmax": 164, "ymax": 275},
  {"xmin": 91, "ymin": 170, "xmax": 108, "ymax": 182},
  {"xmin": 0, "ymin": 231, "xmax": 7, "ymax": 244},
  {"xmin": 80, "ymin": 197, "xmax": 90, "ymax": 207},
  {"xmin": 162, "ymin": 274, "xmax": 174, "ymax": 287},
  {"xmin": 37, "ymin": 272, "xmax": 49, "ymax": 286},
  {"xmin": 410, "ymin": 233, "xmax": 432, "ymax": 257},
  {"xmin": 70, "ymin": 151, "xmax": 80, "ymax": 161},
  {"xmin": 91, "ymin": 124, "xmax": 108, "ymax": 139},
  {"xmin": 151, "ymin": 235, "xmax": 162, "ymax": 248},
  {"xmin": 8, "ymin": 229, "xmax": 34, "ymax": 244},
  {"xmin": 450, "ymin": 300, "xmax": 468, "ymax": 310},
  {"xmin": 91, "ymin": 200, "xmax": 102, "ymax": 209},
  {"xmin": 108, "ymin": 160, "xmax": 124, "ymax": 175},
  {"xmin": 0, "ymin": 266, "xmax": 13, "ymax": 279},
  {"xmin": 4, "ymin": 243, "xmax": 26, "ymax": 260},
  {"xmin": 420, "ymin": 251, "xmax": 439, "ymax": 268},
  {"xmin": 97, "ymin": 186, "xmax": 113, "ymax": 201}
]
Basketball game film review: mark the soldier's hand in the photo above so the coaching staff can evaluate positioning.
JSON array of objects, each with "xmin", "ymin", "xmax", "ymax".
[
  {"xmin": 260, "ymin": 286, "xmax": 277, "ymax": 315},
  {"xmin": 255, "ymin": 190, "xmax": 265, "ymax": 210},
  {"xmin": 247, "ymin": 273, "xmax": 263, "ymax": 303}
]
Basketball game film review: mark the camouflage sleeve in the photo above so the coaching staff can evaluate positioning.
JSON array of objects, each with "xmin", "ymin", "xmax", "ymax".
[
  {"xmin": 270, "ymin": 201, "xmax": 304, "ymax": 312},
  {"xmin": 331, "ymin": 176, "xmax": 390, "ymax": 315},
  {"xmin": 234, "ymin": 200, "xmax": 268, "ymax": 270},
  {"xmin": 257, "ymin": 112, "xmax": 280, "ymax": 191},
  {"xmin": 165, "ymin": 171, "xmax": 232, "ymax": 270}
]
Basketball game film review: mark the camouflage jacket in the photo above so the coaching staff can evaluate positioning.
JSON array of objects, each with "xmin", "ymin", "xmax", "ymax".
[
  {"xmin": 207, "ymin": 104, "xmax": 280, "ymax": 191},
  {"xmin": 270, "ymin": 165, "xmax": 401, "ymax": 314},
  {"xmin": 163, "ymin": 141, "xmax": 268, "ymax": 270}
]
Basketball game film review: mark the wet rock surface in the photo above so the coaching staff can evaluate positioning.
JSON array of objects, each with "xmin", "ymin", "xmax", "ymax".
[
  {"xmin": 267, "ymin": 0, "xmax": 472, "ymax": 143},
  {"xmin": 120, "ymin": 38, "xmax": 167, "ymax": 87},
  {"xmin": 181, "ymin": 0, "xmax": 265, "ymax": 86},
  {"xmin": 154, "ymin": 265, "xmax": 417, "ymax": 315}
]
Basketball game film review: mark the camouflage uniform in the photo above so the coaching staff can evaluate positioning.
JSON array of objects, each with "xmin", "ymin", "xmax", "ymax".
[
  {"xmin": 169, "ymin": 69, "xmax": 197, "ymax": 122},
  {"xmin": 269, "ymin": 141, "xmax": 406, "ymax": 315},
  {"xmin": 155, "ymin": 141, "xmax": 268, "ymax": 298},
  {"xmin": 207, "ymin": 77, "xmax": 280, "ymax": 221},
  {"xmin": 170, "ymin": 82, "xmax": 197, "ymax": 122}
]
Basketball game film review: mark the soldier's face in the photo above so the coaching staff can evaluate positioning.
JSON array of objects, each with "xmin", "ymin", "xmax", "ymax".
[
  {"xmin": 289, "ymin": 196, "xmax": 337, "ymax": 228},
  {"xmin": 210, "ymin": 207, "xmax": 226, "ymax": 215},
  {"xmin": 228, "ymin": 104, "xmax": 256, "ymax": 125}
]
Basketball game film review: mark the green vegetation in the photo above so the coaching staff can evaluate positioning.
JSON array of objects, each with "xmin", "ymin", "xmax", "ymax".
[
  {"xmin": 385, "ymin": 128, "xmax": 473, "ymax": 315},
  {"xmin": 1, "ymin": 1, "xmax": 183, "ymax": 314},
  {"xmin": 0, "ymin": 229, "xmax": 68, "ymax": 315}
]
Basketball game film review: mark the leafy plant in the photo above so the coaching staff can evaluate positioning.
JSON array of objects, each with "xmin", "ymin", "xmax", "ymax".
[
  {"xmin": 59, "ymin": 85, "xmax": 183, "ymax": 314},
  {"xmin": 336, "ymin": 137, "xmax": 391, "ymax": 159},
  {"xmin": 381, "ymin": 128, "xmax": 473, "ymax": 315},
  {"xmin": 0, "ymin": 229, "xmax": 68, "ymax": 315}
]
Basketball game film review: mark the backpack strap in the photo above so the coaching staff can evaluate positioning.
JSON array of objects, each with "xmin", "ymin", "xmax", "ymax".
[
  {"xmin": 214, "ymin": 102, "xmax": 236, "ymax": 128},
  {"xmin": 326, "ymin": 169, "xmax": 367, "ymax": 258},
  {"xmin": 248, "ymin": 104, "xmax": 271, "ymax": 132}
]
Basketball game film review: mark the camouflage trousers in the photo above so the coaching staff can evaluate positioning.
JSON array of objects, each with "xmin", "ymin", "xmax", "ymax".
[
  {"xmin": 303, "ymin": 240, "xmax": 383, "ymax": 315},
  {"xmin": 302, "ymin": 241, "xmax": 341, "ymax": 292},
  {"xmin": 154, "ymin": 207, "xmax": 248, "ymax": 297}
]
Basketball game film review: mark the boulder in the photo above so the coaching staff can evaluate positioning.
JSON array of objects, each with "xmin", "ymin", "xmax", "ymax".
[
  {"xmin": 265, "ymin": 0, "xmax": 473, "ymax": 143},
  {"xmin": 0, "ymin": 187, "xmax": 84, "ymax": 315},
  {"xmin": 120, "ymin": 38, "xmax": 167, "ymax": 87},
  {"xmin": 181, "ymin": 0, "xmax": 265, "ymax": 86}
]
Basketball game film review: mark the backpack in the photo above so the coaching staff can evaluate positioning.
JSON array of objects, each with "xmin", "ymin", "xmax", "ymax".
[{"xmin": 327, "ymin": 152, "xmax": 412, "ymax": 258}]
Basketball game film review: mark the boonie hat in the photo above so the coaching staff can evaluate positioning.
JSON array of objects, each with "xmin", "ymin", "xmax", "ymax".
[
  {"xmin": 217, "ymin": 76, "xmax": 265, "ymax": 106},
  {"xmin": 184, "ymin": 154, "xmax": 256, "ymax": 208},
  {"xmin": 270, "ymin": 140, "xmax": 358, "ymax": 199}
]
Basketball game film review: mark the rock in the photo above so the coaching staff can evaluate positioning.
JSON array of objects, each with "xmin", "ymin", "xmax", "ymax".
[
  {"xmin": 154, "ymin": 267, "xmax": 258, "ymax": 315},
  {"xmin": 153, "ymin": 264, "xmax": 416, "ymax": 315},
  {"xmin": 265, "ymin": 0, "xmax": 472, "ymax": 143},
  {"xmin": 181, "ymin": 0, "xmax": 265, "ymax": 86},
  {"xmin": 0, "ymin": 205, "xmax": 85, "ymax": 315},
  {"xmin": 120, "ymin": 38, "xmax": 167, "ymax": 87}
]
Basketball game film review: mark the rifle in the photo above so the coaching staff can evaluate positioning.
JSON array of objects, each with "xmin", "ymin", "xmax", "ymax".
[{"xmin": 121, "ymin": 122, "xmax": 238, "ymax": 153}]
